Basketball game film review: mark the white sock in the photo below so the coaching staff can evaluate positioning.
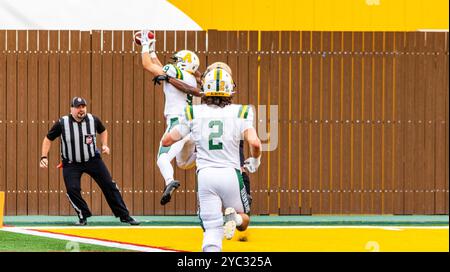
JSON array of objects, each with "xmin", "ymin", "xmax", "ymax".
[
  {"xmin": 235, "ymin": 214, "xmax": 243, "ymax": 227},
  {"xmin": 157, "ymin": 153, "xmax": 174, "ymax": 186},
  {"xmin": 202, "ymin": 228, "xmax": 223, "ymax": 252}
]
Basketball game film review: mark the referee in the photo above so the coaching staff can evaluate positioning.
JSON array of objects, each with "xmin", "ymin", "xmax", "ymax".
[{"xmin": 40, "ymin": 97, "xmax": 139, "ymax": 226}]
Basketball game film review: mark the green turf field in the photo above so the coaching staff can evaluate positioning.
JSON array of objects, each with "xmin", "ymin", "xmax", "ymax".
[{"xmin": 0, "ymin": 230, "xmax": 132, "ymax": 252}]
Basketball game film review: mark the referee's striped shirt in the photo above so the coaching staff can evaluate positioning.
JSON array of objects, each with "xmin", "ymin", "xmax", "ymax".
[{"xmin": 46, "ymin": 113, "xmax": 106, "ymax": 163}]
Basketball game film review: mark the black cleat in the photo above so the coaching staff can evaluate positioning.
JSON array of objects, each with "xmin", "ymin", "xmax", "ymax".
[
  {"xmin": 74, "ymin": 218, "xmax": 87, "ymax": 226},
  {"xmin": 160, "ymin": 180, "xmax": 180, "ymax": 205},
  {"xmin": 120, "ymin": 215, "xmax": 140, "ymax": 226}
]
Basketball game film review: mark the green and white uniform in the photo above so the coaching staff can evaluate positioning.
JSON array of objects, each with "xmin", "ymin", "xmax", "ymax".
[
  {"xmin": 157, "ymin": 64, "xmax": 198, "ymax": 184},
  {"xmin": 158, "ymin": 63, "xmax": 197, "ymax": 157},
  {"xmin": 174, "ymin": 103, "xmax": 254, "ymax": 251}
]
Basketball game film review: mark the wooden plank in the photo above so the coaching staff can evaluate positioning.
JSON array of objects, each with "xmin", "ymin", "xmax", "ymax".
[
  {"xmin": 131, "ymin": 33, "xmax": 144, "ymax": 216},
  {"xmin": 372, "ymin": 32, "xmax": 384, "ymax": 214},
  {"xmin": 227, "ymin": 31, "xmax": 239, "ymax": 102},
  {"xmin": 101, "ymin": 30, "xmax": 113, "ymax": 215},
  {"xmin": 330, "ymin": 32, "xmax": 342, "ymax": 214},
  {"xmin": 48, "ymin": 30, "xmax": 60, "ymax": 215},
  {"xmin": 413, "ymin": 32, "xmax": 426, "ymax": 214},
  {"xmin": 422, "ymin": 32, "xmax": 436, "ymax": 215},
  {"xmin": 111, "ymin": 30, "xmax": 124, "ymax": 215},
  {"xmin": 0, "ymin": 30, "xmax": 7, "ymax": 202},
  {"xmin": 247, "ymin": 31, "xmax": 260, "ymax": 214},
  {"xmin": 196, "ymin": 30, "xmax": 207, "ymax": 76},
  {"xmin": 258, "ymin": 31, "xmax": 271, "ymax": 215},
  {"xmin": 6, "ymin": 30, "xmax": 17, "ymax": 215},
  {"xmin": 143, "ymin": 69, "xmax": 155, "ymax": 216},
  {"xmin": 16, "ymin": 30, "xmax": 28, "ymax": 215},
  {"xmin": 393, "ymin": 32, "xmax": 405, "ymax": 214},
  {"xmin": 279, "ymin": 31, "xmax": 290, "ymax": 214},
  {"xmin": 403, "ymin": 32, "xmax": 416, "ymax": 214},
  {"xmin": 290, "ymin": 31, "xmax": 301, "ymax": 215},
  {"xmin": 341, "ymin": 32, "xmax": 352, "ymax": 214},
  {"xmin": 352, "ymin": 32, "xmax": 363, "ymax": 214},
  {"xmin": 122, "ymin": 30, "xmax": 134, "ymax": 214},
  {"xmin": 38, "ymin": 30, "xmax": 49, "ymax": 215},
  {"xmin": 434, "ymin": 32, "xmax": 448, "ymax": 214},
  {"xmin": 27, "ymin": 30, "xmax": 39, "ymax": 215},
  {"xmin": 300, "ymin": 31, "xmax": 311, "ymax": 215},
  {"xmin": 236, "ymin": 31, "xmax": 249, "ymax": 105},
  {"xmin": 90, "ymin": 30, "xmax": 103, "ymax": 215},
  {"xmin": 383, "ymin": 32, "xmax": 395, "ymax": 214},
  {"xmin": 445, "ymin": 32, "xmax": 449, "ymax": 215},
  {"xmin": 217, "ymin": 30, "xmax": 229, "ymax": 63},
  {"xmin": 207, "ymin": 30, "xmax": 219, "ymax": 66},
  {"xmin": 362, "ymin": 32, "xmax": 373, "ymax": 214},
  {"xmin": 268, "ymin": 31, "xmax": 280, "ymax": 215},
  {"xmin": 59, "ymin": 30, "xmax": 71, "ymax": 215},
  {"xmin": 310, "ymin": 31, "xmax": 321, "ymax": 214},
  {"xmin": 321, "ymin": 32, "xmax": 332, "ymax": 214}
]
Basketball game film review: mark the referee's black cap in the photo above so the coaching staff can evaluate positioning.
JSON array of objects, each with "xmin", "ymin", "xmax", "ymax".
[{"xmin": 71, "ymin": 97, "xmax": 88, "ymax": 107}]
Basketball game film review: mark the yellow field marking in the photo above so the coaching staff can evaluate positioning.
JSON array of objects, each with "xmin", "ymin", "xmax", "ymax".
[{"xmin": 34, "ymin": 226, "xmax": 449, "ymax": 252}]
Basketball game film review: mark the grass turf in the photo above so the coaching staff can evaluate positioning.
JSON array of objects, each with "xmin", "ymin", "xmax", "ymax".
[{"xmin": 0, "ymin": 230, "xmax": 133, "ymax": 252}]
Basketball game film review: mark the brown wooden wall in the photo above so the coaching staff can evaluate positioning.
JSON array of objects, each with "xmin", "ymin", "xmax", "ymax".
[{"xmin": 0, "ymin": 30, "xmax": 448, "ymax": 215}]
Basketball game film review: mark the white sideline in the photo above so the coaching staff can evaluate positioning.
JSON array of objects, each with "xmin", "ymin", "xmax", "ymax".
[{"xmin": 0, "ymin": 227, "xmax": 176, "ymax": 252}]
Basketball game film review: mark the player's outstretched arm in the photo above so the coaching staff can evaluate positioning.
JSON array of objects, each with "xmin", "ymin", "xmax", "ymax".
[
  {"xmin": 244, "ymin": 128, "xmax": 261, "ymax": 158},
  {"xmin": 139, "ymin": 30, "xmax": 164, "ymax": 76},
  {"xmin": 167, "ymin": 77, "xmax": 203, "ymax": 97},
  {"xmin": 142, "ymin": 51, "xmax": 164, "ymax": 76}
]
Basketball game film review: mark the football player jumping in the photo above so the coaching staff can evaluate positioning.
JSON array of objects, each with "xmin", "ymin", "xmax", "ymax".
[{"xmin": 137, "ymin": 30, "xmax": 202, "ymax": 205}]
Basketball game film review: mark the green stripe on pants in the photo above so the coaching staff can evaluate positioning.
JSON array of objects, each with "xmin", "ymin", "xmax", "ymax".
[{"xmin": 235, "ymin": 169, "xmax": 250, "ymax": 214}]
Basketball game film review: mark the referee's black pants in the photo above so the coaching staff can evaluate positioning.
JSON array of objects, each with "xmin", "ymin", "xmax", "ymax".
[{"xmin": 62, "ymin": 155, "xmax": 129, "ymax": 220}]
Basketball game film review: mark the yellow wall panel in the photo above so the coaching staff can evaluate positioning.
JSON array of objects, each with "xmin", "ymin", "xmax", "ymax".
[{"xmin": 168, "ymin": 0, "xmax": 449, "ymax": 30}]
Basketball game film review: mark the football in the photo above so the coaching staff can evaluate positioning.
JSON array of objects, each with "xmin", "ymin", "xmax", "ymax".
[{"xmin": 133, "ymin": 30, "xmax": 155, "ymax": 46}]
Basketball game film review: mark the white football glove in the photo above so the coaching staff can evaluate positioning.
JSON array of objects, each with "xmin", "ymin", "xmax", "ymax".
[
  {"xmin": 244, "ymin": 156, "xmax": 261, "ymax": 173},
  {"xmin": 140, "ymin": 30, "xmax": 150, "ymax": 45},
  {"xmin": 140, "ymin": 30, "xmax": 156, "ymax": 54}
]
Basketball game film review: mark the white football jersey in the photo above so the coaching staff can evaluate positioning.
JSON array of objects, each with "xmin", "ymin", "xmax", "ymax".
[
  {"xmin": 176, "ymin": 104, "xmax": 254, "ymax": 171},
  {"xmin": 162, "ymin": 64, "xmax": 198, "ymax": 117}
]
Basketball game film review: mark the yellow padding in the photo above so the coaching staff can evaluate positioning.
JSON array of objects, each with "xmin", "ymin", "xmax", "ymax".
[{"xmin": 0, "ymin": 191, "xmax": 5, "ymax": 227}]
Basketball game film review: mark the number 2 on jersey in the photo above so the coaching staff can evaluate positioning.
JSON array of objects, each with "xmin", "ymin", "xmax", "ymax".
[{"xmin": 208, "ymin": 120, "xmax": 223, "ymax": 150}]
